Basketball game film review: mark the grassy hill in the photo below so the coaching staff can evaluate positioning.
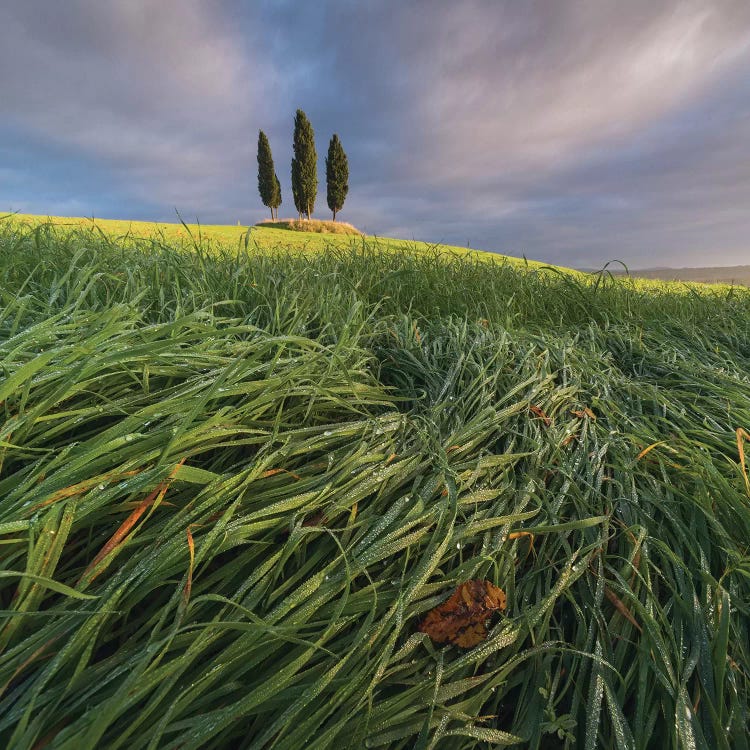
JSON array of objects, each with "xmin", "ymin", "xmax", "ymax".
[
  {"xmin": 0, "ymin": 217, "xmax": 748, "ymax": 748},
  {"xmin": 11, "ymin": 213, "xmax": 740, "ymax": 292},
  {"xmin": 5, "ymin": 212, "xmax": 549, "ymax": 269},
  {"xmin": 615, "ymin": 265, "xmax": 750, "ymax": 286}
]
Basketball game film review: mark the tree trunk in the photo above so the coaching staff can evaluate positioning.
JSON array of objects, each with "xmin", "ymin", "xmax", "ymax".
[
  {"xmin": 270, "ymin": 206, "xmax": 274, "ymax": 220},
  {"xmin": 332, "ymin": 209, "xmax": 337, "ymax": 221}
]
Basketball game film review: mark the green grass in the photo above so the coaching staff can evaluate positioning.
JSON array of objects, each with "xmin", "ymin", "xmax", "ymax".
[
  {"xmin": 12, "ymin": 212, "xmax": 741, "ymax": 293},
  {"xmin": 0, "ymin": 219, "xmax": 748, "ymax": 748},
  {"xmin": 5, "ymin": 212, "xmax": 561, "ymax": 271}
]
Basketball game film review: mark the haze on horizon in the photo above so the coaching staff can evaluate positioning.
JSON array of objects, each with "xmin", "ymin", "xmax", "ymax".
[{"xmin": 2, "ymin": 0, "xmax": 749, "ymax": 269}]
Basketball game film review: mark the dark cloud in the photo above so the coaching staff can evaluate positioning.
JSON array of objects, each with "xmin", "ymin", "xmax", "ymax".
[{"xmin": 2, "ymin": 0, "xmax": 750, "ymax": 266}]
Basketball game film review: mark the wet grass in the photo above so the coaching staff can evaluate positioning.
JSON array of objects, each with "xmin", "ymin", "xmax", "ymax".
[{"xmin": 0, "ymin": 220, "xmax": 748, "ymax": 749}]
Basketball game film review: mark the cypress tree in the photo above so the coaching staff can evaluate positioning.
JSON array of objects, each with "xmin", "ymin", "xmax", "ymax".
[
  {"xmin": 291, "ymin": 162, "xmax": 302, "ymax": 220},
  {"xmin": 257, "ymin": 131, "xmax": 277, "ymax": 220},
  {"xmin": 271, "ymin": 174, "xmax": 282, "ymax": 220},
  {"xmin": 325, "ymin": 134, "xmax": 349, "ymax": 221},
  {"xmin": 290, "ymin": 109, "xmax": 317, "ymax": 219}
]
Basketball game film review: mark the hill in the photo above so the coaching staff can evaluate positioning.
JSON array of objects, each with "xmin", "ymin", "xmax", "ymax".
[
  {"xmin": 614, "ymin": 264, "xmax": 750, "ymax": 286},
  {"xmin": 0, "ymin": 217, "xmax": 748, "ymax": 748},
  {"xmin": 5, "ymin": 212, "xmax": 551, "ymax": 270},
  {"xmin": 11, "ymin": 213, "xmax": 742, "ymax": 294}
]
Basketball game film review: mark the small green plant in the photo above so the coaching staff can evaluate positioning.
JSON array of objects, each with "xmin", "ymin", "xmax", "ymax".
[{"xmin": 538, "ymin": 686, "xmax": 577, "ymax": 744}]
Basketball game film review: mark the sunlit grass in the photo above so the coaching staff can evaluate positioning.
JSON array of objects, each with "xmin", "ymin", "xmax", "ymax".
[
  {"xmin": 0, "ymin": 219, "xmax": 748, "ymax": 748},
  {"xmin": 4, "ymin": 212, "xmax": 567, "ymax": 271}
]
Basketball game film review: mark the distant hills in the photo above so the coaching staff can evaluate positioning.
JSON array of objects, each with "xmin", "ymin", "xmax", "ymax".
[{"xmin": 587, "ymin": 265, "xmax": 750, "ymax": 286}]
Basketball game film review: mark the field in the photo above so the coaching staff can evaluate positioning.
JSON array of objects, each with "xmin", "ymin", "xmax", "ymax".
[
  {"xmin": 0, "ymin": 218, "xmax": 749, "ymax": 749},
  {"xmin": 7, "ymin": 212, "xmax": 550, "ymax": 269}
]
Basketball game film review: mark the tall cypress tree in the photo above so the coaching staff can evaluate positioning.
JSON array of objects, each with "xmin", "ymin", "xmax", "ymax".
[
  {"xmin": 271, "ymin": 174, "xmax": 282, "ymax": 220},
  {"xmin": 325, "ymin": 134, "xmax": 349, "ymax": 221},
  {"xmin": 257, "ymin": 130, "xmax": 277, "ymax": 220},
  {"xmin": 291, "ymin": 163, "xmax": 302, "ymax": 220},
  {"xmin": 291, "ymin": 109, "xmax": 317, "ymax": 219}
]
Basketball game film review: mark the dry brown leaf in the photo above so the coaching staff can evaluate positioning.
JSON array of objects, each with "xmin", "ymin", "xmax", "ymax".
[
  {"xmin": 529, "ymin": 404, "xmax": 552, "ymax": 427},
  {"xmin": 418, "ymin": 580, "xmax": 507, "ymax": 648},
  {"xmin": 604, "ymin": 586, "xmax": 642, "ymax": 633},
  {"xmin": 80, "ymin": 458, "xmax": 185, "ymax": 585},
  {"xmin": 635, "ymin": 441, "xmax": 665, "ymax": 461},
  {"xmin": 507, "ymin": 530, "xmax": 536, "ymax": 565},
  {"xmin": 737, "ymin": 428, "xmax": 750, "ymax": 496},
  {"xmin": 183, "ymin": 525, "xmax": 195, "ymax": 607},
  {"xmin": 571, "ymin": 407, "xmax": 596, "ymax": 420}
]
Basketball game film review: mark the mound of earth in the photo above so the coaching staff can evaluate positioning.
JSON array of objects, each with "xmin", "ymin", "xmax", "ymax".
[{"xmin": 255, "ymin": 218, "xmax": 362, "ymax": 235}]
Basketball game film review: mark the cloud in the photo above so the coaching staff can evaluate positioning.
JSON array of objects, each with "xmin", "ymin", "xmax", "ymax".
[
  {"xmin": 395, "ymin": 0, "xmax": 750, "ymax": 184},
  {"xmin": 2, "ymin": 0, "xmax": 750, "ymax": 266},
  {"xmin": 0, "ymin": 1, "xmax": 282, "ymax": 215}
]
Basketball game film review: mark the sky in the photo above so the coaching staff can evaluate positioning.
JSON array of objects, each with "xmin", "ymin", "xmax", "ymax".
[{"xmin": 2, "ymin": 1, "xmax": 750, "ymax": 268}]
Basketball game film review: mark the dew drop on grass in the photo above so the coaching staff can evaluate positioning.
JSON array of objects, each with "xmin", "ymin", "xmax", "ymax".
[
  {"xmin": 323, "ymin": 430, "xmax": 332, "ymax": 437},
  {"xmin": 98, "ymin": 484, "xmax": 105, "ymax": 491},
  {"xmin": 125, "ymin": 435, "xmax": 133, "ymax": 442}
]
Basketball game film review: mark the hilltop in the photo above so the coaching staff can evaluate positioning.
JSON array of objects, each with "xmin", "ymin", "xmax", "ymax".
[
  {"xmin": 5, "ymin": 212, "xmax": 557, "ymax": 271},
  {"xmin": 255, "ymin": 218, "xmax": 362, "ymax": 235}
]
